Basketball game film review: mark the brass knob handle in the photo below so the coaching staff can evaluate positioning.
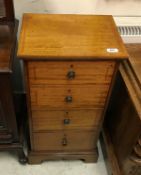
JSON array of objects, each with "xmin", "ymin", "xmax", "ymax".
[
  {"xmin": 67, "ymin": 71, "xmax": 75, "ymax": 79},
  {"xmin": 65, "ymin": 96, "xmax": 72, "ymax": 103},
  {"xmin": 64, "ymin": 119, "xmax": 70, "ymax": 125},
  {"xmin": 62, "ymin": 137, "xmax": 67, "ymax": 146}
]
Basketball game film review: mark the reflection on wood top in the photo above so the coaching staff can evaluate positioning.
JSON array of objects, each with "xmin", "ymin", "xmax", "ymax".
[
  {"xmin": 18, "ymin": 14, "xmax": 128, "ymax": 60},
  {"xmin": 0, "ymin": 23, "xmax": 15, "ymax": 72},
  {"xmin": 126, "ymin": 44, "xmax": 141, "ymax": 88}
]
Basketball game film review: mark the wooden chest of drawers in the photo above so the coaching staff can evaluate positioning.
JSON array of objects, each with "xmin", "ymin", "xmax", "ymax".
[{"xmin": 18, "ymin": 14, "xmax": 128, "ymax": 164}]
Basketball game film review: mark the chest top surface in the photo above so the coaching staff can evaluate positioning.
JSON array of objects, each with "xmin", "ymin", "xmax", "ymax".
[{"xmin": 18, "ymin": 14, "xmax": 128, "ymax": 60}]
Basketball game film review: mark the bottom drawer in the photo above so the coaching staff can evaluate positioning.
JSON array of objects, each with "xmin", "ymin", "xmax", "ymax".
[{"xmin": 33, "ymin": 130, "xmax": 97, "ymax": 151}]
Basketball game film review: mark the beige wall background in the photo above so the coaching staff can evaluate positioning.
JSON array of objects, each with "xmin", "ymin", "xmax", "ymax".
[{"xmin": 14, "ymin": 0, "xmax": 141, "ymax": 22}]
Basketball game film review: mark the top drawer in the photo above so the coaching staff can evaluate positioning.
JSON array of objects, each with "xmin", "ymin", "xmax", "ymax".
[{"xmin": 28, "ymin": 61, "xmax": 115, "ymax": 85}]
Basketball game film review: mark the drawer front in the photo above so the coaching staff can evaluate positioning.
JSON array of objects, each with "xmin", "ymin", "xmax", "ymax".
[
  {"xmin": 28, "ymin": 61, "xmax": 115, "ymax": 85},
  {"xmin": 33, "ymin": 130, "xmax": 97, "ymax": 151},
  {"xmin": 32, "ymin": 109, "xmax": 103, "ymax": 131},
  {"xmin": 30, "ymin": 84, "xmax": 109, "ymax": 109}
]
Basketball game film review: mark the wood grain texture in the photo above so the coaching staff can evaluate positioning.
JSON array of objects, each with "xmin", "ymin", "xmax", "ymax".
[
  {"xmin": 18, "ymin": 14, "xmax": 128, "ymax": 60},
  {"xmin": 101, "ymin": 44, "xmax": 141, "ymax": 175},
  {"xmin": 126, "ymin": 44, "xmax": 141, "ymax": 89},
  {"xmin": 33, "ymin": 130, "xmax": 97, "ymax": 151},
  {"xmin": 30, "ymin": 84, "xmax": 109, "ymax": 109},
  {"xmin": 0, "ymin": 74, "xmax": 18, "ymax": 141},
  {"xmin": 19, "ymin": 14, "xmax": 126, "ymax": 164},
  {"xmin": 0, "ymin": 23, "xmax": 16, "ymax": 71},
  {"xmin": 28, "ymin": 61, "xmax": 115, "ymax": 85},
  {"xmin": 105, "ymin": 71, "xmax": 141, "ymax": 166},
  {"xmin": 28, "ymin": 149, "xmax": 98, "ymax": 164},
  {"xmin": 120, "ymin": 62, "xmax": 141, "ymax": 119},
  {"xmin": 104, "ymin": 72, "xmax": 141, "ymax": 175},
  {"xmin": 100, "ymin": 129, "xmax": 122, "ymax": 175},
  {"xmin": 0, "ymin": 0, "xmax": 15, "ymax": 21},
  {"xmin": 32, "ymin": 109, "xmax": 103, "ymax": 131}
]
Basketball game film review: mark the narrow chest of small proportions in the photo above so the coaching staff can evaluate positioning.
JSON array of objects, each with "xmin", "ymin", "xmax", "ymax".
[{"xmin": 18, "ymin": 14, "xmax": 128, "ymax": 164}]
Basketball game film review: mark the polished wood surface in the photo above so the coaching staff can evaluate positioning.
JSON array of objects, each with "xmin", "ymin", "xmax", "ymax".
[
  {"xmin": 126, "ymin": 44, "xmax": 141, "ymax": 88},
  {"xmin": 30, "ymin": 84, "xmax": 109, "ymax": 109},
  {"xmin": 28, "ymin": 149, "xmax": 98, "ymax": 164},
  {"xmin": 0, "ymin": 0, "xmax": 16, "ymax": 71},
  {"xmin": 18, "ymin": 14, "xmax": 128, "ymax": 60},
  {"xmin": 0, "ymin": 0, "xmax": 15, "ymax": 21},
  {"xmin": 33, "ymin": 130, "xmax": 97, "ymax": 151},
  {"xmin": 120, "ymin": 62, "xmax": 141, "ymax": 119},
  {"xmin": 28, "ymin": 61, "xmax": 115, "ymax": 85},
  {"xmin": 32, "ymin": 109, "xmax": 103, "ymax": 131},
  {"xmin": 0, "ymin": 23, "xmax": 16, "ymax": 71},
  {"xmin": 18, "ymin": 14, "xmax": 127, "ymax": 164}
]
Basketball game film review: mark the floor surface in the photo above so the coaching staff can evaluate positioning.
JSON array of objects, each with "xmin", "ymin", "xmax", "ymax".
[{"xmin": 0, "ymin": 143, "xmax": 108, "ymax": 175}]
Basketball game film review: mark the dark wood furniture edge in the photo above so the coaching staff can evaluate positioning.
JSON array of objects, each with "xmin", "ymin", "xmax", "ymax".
[
  {"xmin": 28, "ymin": 149, "xmax": 98, "ymax": 164},
  {"xmin": 0, "ymin": 126, "xmax": 27, "ymax": 164},
  {"xmin": 0, "ymin": 0, "xmax": 27, "ymax": 164},
  {"xmin": 119, "ymin": 62, "xmax": 141, "ymax": 120},
  {"xmin": 0, "ymin": 92, "xmax": 28, "ymax": 164},
  {"xmin": 100, "ymin": 64, "xmax": 141, "ymax": 175},
  {"xmin": 125, "ymin": 44, "xmax": 141, "ymax": 89},
  {"xmin": 0, "ymin": 0, "xmax": 15, "ymax": 22},
  {"xmin": 100, "ymin": 127, "xmax": 123, "ymax": 175},
  {"xmin": 101, "ymin": 44, "xmax": 141, "ymax": 175}
]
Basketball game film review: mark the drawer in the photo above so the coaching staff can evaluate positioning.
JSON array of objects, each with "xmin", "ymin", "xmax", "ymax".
[
  {"xmin": 30, "ymin": 84, "xmax": 109, "ymax": 109},
  {"xmin": 32, "ymin": 109, "xmax": 103, "ymax": 131},
  {"xmin": 33, "ymin": 130, "xmax": 97, "ymax": 151},
  {"xmin": 28, "ymin": 61, "xmax": 115, "ymax": 85}
]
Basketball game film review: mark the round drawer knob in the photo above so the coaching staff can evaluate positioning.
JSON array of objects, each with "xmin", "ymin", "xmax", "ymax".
[
  {"xmin": 67, "ymin": 71, "xmax": 75, "ymax": 79},
  {"xmin": 64, "ymin": 119, "xmax": 70, "ymax": 125},
  {"xmin": 65, "ymin": 96, "xmax": 72, "ymax": 103}
]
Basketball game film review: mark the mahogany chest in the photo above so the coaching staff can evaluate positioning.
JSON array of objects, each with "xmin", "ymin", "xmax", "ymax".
[{"xmin": 18, "ymin": 14, "xmax": 128, "ymax": 164}]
